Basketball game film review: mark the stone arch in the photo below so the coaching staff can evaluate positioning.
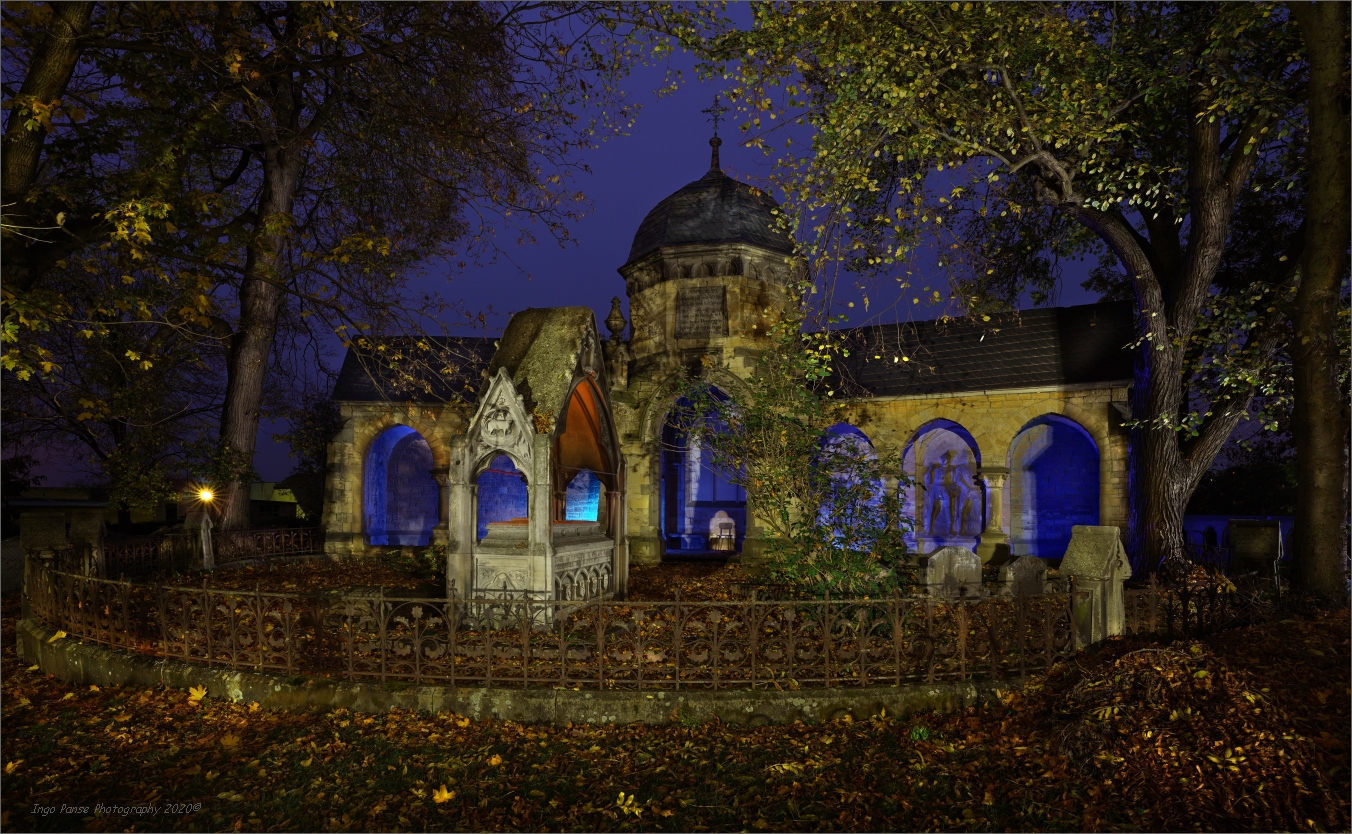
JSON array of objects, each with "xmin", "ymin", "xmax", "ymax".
[
  {"xmin": 658, "ymin": 385, "xmax": 748, "ymax": 553},
  {"xmin": 358, "ymin": 413, "xmax": 450, "ymax": 471},
  {"xmin": 694, "ymin": 262, "xmax": 712, "ymax": 278},
  {"xmin": 820, "ymin": 423, "xmax": 885, "ymax": 545},
  {"xmin": 474, "ymin": 452, "xmax": 529, "ymax": 541},
  {"xmin": 900, "ymin": 418, "xmax": 983, "ymax": 553},
  {"xmin": 364, "ymin": 425, "xmax": 440, "ymax": 546},
  {"xmin": 1006, "ymin": 413, "xmax": 1100, "ymax": 558},
  {"xmin": 554, "ymin": 376, "xmax": 622, "ymax": 528}
]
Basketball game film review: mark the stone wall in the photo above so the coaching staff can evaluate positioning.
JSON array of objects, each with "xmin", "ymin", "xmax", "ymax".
[{"xmin": 322, "ymin": 402, "xmax": 466, "ymax": 558}]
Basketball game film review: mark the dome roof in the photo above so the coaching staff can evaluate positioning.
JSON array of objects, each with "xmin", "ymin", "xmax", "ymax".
[{"xmin": 625, "ymin": 162, "xmax": 794, "ymax": 264}]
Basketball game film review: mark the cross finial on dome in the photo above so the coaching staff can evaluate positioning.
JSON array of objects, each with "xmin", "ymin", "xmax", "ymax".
[{"xmin": 701, "ymin": 94, "xmax": 729, "ymax": 171}]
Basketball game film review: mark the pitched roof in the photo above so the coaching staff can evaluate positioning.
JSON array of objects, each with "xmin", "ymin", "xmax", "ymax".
[
  {"xmin": 827, "ymin": 301, "xmax": 1135, "ymax": 397},
  {"xmin": 330, "ymin": 336, "xmax": 497, "ymax": 403}
]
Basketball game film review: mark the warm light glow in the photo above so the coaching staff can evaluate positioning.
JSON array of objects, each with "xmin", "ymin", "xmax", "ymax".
[{"xmin": 198, "ymin": 489, "xmax": 214, "ymax": 503}]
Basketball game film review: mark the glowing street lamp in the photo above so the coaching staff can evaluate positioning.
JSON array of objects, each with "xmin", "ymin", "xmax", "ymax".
[{"xmin": 198, "ymin": 488, "xmax": 214, "ymax": 503}]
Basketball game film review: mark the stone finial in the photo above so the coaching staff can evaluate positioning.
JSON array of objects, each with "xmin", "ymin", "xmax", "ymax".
[{"xmin": 605, "ymin": 296, "xmax": 627, "ymax": 341}]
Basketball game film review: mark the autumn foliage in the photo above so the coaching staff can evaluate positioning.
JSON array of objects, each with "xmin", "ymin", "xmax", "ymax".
[{"xmin": 2, "ymin": 582, "xmax": 1346, "ymax": 833}]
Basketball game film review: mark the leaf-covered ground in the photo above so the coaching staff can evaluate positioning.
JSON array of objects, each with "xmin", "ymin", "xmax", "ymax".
[{"xmin": 2, "ymin": 592, "xmax": 1347, "ymax": 833}]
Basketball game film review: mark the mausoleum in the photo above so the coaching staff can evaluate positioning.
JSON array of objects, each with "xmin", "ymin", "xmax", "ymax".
[{"xmin": 321, "ymin": 134, "xmax": 1134, "ymax": 599}]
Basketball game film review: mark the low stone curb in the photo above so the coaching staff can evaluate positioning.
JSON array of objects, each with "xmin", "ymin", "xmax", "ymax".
[{"xmin": 17, "ymin": 618, "xmax": 1027, "ymax": 726}]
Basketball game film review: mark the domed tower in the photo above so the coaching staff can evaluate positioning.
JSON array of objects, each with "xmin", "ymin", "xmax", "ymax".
[
  {"xmin": 614, "ymin": 127, "xmax": 800, "ymax": 567},
  {"xmin": 617, "ymin": 133, "xmax": 799, "ymax": 380}
]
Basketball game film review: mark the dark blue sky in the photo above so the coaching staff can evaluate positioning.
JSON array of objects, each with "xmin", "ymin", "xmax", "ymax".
[{"xmin": 33, "ymin": 53, "xmax": 1101, "ymax": 486}]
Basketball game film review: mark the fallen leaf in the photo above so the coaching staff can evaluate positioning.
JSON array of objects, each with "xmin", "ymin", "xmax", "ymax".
[
  {"xmin": 219, "ymin": 733, "xmax": 240, "ymax": 749},
  {"xmin": 188, "ymin": 685, "xmax": 208, "ymax": 703},
  {"xmin": 61, "ymin": 692, "xmax": 75, "ymax": 701},
  {"xmin": 4, "ymin": 761, "xmax": 22, "ymax": 774},
  {"xmin": 89, "ymin": 685, "xmax": 99, "ymax": 692},
  {"xmin": 26, "ymin": 664, "xmax": 39, "ymax": 672},
  {"xmin": 432, "ymin": 785, "xmax": 455, "ymax": 804},
  {"xmin": 47, "ymin": 630, "xmax": 67, "ymax": 643},
  {"xmin": 488, "ymin": 754, "xmax": 503, "ymax": 766}
]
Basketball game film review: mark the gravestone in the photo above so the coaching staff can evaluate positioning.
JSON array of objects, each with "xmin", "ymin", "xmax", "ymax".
[
  {"xmin": 918, "ymin": 546, "xmax": 984, "ymax": 598},
  {"xmin": 1060, "ymin": 525, "xmax": 1132, "ymax": 645},
  {"xmin": 999, "ymin": 555, "xmax": 1048, "ymax": 598},
  {"xmin": 1229, "ymin": 520, "xmax": 1282, "ymax": 566}
]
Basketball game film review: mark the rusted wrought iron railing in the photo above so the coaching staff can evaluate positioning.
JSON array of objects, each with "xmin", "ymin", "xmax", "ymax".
[
  {"xmin": 26, "ymin": 556, "xmax": 1087, "ymax": 689},
  {"xmin": 103, "ymin": 534, "xmax": 197, "ymax": 577},
  {"xmin": 1123, "ymin": 574, "xmax": 1245, "ymax": 638},
  {"xmin": 214, "ymin": 527, "xmax": 322, "ymax": 565}
]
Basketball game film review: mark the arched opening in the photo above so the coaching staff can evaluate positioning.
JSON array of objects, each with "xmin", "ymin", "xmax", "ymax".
[
  {"xmin": 819, "ymin": 423, "xmax": 884, "ymax": 544},
  {"xmin": 564, "ymin": 470, "xmax": 602, "ymax": 521},
  {"xmin": 475, "ymin": 453, "xmax": 529, "ymax": 541},
  {"xmin": 554, "ymin": 380, "xmax": 618, "ymax": 530},
  {"xmin": 364, "ymin": 425, "xmax": 439, "ymax": 546},
  {"xmin": 660, "ymin": 389, "xmax": 746, "ymax": 554},
  {"xmin": 901, "ymin": 419, "xmax": 982, "ymax": 553},
  {"xmin": 1008, "ymin": 414, "xmax": 1099, "ymax": 558}
]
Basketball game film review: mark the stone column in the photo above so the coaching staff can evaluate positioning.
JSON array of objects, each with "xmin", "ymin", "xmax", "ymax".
[
  {"xmin": 975, "ymin": 466, "xmax": 1011, "ymax": 564},
  {"xmin": 528, "ymin": 432, "xmax": 554, "ymax": 596},
  {"xmin": 430, "ymin": 469, "xmax": 451, "ymax": 547},
  {"xmin": 445, "ymin": 436, "xmax": 474, "ymax": 600}
]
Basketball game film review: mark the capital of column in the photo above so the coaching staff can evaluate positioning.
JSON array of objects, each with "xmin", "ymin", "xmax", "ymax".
[{"xmin": 977, "ymin": 466, "xmax": 1010, "ymax": 488}]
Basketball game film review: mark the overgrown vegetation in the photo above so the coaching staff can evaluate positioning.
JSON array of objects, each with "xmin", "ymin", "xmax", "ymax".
[{"xmin": 672, "ymin": 304, "xmax": 913, "ymax": 598}]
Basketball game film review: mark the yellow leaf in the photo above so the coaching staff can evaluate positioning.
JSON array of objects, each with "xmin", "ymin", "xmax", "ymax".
[
  {"xmin": 4, "ymin": 760, "xmax": 22, "ymax": 774},
  {"xmin": 432, "ymin": 785, "xmax": 455, "ymax": 804},
  {"xmin": 219, "ymin": 733, "xmax": 240, "ymax": 749},
  {"xmin": 188, "ymin": 685, "xmax": 208, "ymax": 702},
  {"xmin": 301, "ymin": 758, "xmax": 313, "ymax": 768},
  {"xmin": 61, "ymin": 692, "xmax": 75, "ymax": 700},
  {"xmin": 455, "ymin": 716, "xmax": 470, "ymax": 728},
  {"xmin": 26, "ymin": 664, "xmax": 39, "ymax": 672},
  {"xmin": 488, "ymin": 754, "xmax": 503, "ymax": 766},
  {"xmin": 248, "ymin": 701, "xmax": 261, "ymax": 712},
  {"xmin": 47, "ymin": 630, "xmax": 67, "ymax": 643},
  {"xmin": 16, "ymin": 698, "xmax": 30, "ymax": 708},
  {"xmin": 89, "ymin": 685, "xmax": 99, "ymax": 692}
]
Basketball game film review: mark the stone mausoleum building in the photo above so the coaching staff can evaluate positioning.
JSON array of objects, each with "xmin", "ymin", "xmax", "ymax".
[{"xmin": 320, "ymin": 136, "xmax": 1134, "ymax": 601}]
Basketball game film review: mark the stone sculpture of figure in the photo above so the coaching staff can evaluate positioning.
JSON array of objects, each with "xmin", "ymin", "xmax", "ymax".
[{"xmin": 924, "ymin": 450, "xmax": 963, "ymax": 535}]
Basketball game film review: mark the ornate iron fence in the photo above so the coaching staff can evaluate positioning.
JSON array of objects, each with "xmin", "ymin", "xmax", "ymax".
[
  {"xmin": 104, "ymin": 534, "xmax": 197, "ymax": 577},
  {"xmin": 26, "ymin": 556, "xmax": 1086, "ymax": 689},
  {"xmin": 214, "ymin": 527, "xmax": 323, "ymax": 565},
  {"xmin": 1123, "ymin": 575, "xmax": 1245, "ymax": 638}
]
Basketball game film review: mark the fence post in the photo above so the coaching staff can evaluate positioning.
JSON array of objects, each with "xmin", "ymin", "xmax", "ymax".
[{"xmin": 672, "ymin": 589, "xmax": 682, "ymax": 692}]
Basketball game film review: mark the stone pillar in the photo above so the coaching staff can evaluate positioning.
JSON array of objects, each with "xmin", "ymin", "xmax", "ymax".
[
  {"xmin": 528, "ymin": 432, "xmax": 554, "ymax": 596},
  {"xmin": 610, "ymin": 460, "xmax": 629, "ymax": 598},
  {"xmin": 430, "ymin": 469, "xmax": 451, "ymax": 547},
  {"xmin": 445, "ymin": 436, "xmax": 474, "ymax": 599},
  {"xmin": 975, "ymin": 466, "xmax": 1011, "ymax": 564},
  {"xmin": 186, "ymin": 509, "xmax": 213, "ymax": 571}
]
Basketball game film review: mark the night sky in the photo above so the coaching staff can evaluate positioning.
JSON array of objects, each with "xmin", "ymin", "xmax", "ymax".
[{"xmin": 32, "ymin": 51, "xmax": 1101, "ymax": 486}]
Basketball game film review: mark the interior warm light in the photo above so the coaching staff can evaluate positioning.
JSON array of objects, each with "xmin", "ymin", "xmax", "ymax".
[{"xmin": 198, "ymin": 489, "xmax": 214, "ymax": 502}]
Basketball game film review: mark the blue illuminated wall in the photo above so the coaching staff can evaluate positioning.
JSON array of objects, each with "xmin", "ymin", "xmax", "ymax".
[
  {"xmin": 364, "ymin": 425, "xmax": 439, "ymax": 546},
  {"xmin": 1008, "ymin": 415, "xmax": 1099, "ymax": 558},
  {"xmin": 901, "ymin": 420, "xmax": 983, "ymax": 553},
  {"xmin": 476, "ymin": 454, "xmax": 529, "ymax": 540},
  {"xmin": 661, "ymin": 395, "xmax": 746, "ymax": 551},
  {"xmin": 564, "ymin": 470, "xmax": 602, "ymax": 521},
  {"xmin": 820, "ymin": 423, "xmax": 883, "ymax": 542}
]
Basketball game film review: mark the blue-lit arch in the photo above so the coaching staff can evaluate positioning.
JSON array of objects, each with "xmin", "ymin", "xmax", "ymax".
[
  {"xmin": 660, "ymin": 389, "xmax": 747, "ymax": 553},
  {"xmin": 475, "ymin": 453, "xmax": 529, "ymax": 540},
  {"xmin": 1008, "ymin": 414, "xmax": 1099, "ymax": 558},
  {"xmin": 364, "ymin": 425, "xmax": 439, "ymax": 546}
]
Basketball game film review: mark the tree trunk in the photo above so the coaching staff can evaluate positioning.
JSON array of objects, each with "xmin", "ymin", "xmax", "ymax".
[
  {"xmin": 217, "ymin": 142, "xmax": 304, "ymax": 530},
  {"xmin": 1290, "ymin": 2, "xmax": 1351, "ymax": 599},
  {"xmin": 1, "ymin": 1, "xmax": 94, "ymax": 293}
]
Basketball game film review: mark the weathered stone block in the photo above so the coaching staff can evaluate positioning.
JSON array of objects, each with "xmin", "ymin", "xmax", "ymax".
[{"xmin": 918, "ymin": 546, "xmax": 984, "ymax": 598}]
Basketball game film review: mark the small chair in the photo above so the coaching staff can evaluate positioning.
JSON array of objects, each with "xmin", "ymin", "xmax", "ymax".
[{"xmin": 710, "ymin": 521, "xmax": 736, "ymax": 552}]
